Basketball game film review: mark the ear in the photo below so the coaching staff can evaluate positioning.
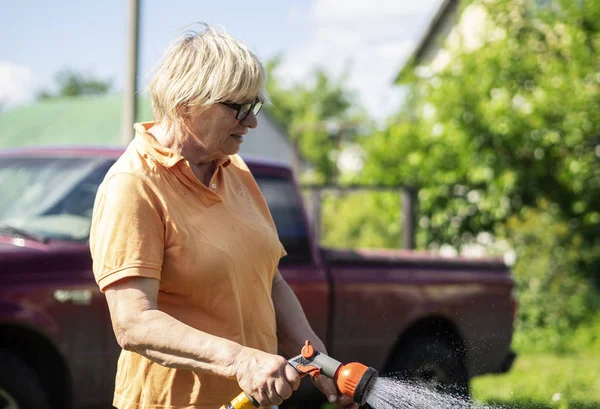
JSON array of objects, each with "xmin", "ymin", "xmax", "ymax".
[{"xmin": 176, "ymin": 103, "xmax": 189, "ymax": 119}]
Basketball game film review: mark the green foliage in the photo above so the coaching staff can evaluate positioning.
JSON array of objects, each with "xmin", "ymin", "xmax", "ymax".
[
  {"xmin": 365, "ymin": 0, "xmax": 600, "ymax": 248},
  {"xmin": 265, "ymin": 56, "xmax": 366, "ymax": 183},
  {"xmin": 565, "ymin": 314, "xmax": 600, "ymax": 353},
  {"xmin": 37, "ymin": 69, "xmax": 112, "ymax": 100},
  {"xmin": 320, "ymin": 191, "xmax": 402, "ymax": 249},
  {"xmin": 501, "ymin": 205, "xmax": 598, "ymax": 353}
]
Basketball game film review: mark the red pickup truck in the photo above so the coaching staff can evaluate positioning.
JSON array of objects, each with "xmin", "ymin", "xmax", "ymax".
[{"xmin": 0, "ymin": 147, "xmax": 517, "ymax": 409}]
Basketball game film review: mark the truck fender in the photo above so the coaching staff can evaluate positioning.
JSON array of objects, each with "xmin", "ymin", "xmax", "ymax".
[
  {"xmin": 0, "ymin": 302, "xmax": 71, "ymax": 409},
  {"xmin": 0, "ymin": 300, "xmax": 62, "ymax": 342}
]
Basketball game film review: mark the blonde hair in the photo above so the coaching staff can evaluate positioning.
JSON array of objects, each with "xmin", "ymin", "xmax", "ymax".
[{"xmin": 149, "ymin": 23, "xmax": 268, "ymax": 128}]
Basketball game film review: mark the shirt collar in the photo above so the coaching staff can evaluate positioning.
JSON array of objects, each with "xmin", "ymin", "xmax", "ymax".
[{"xmin": 133, "ymin": 122, "xmax": 231, "ymax": 169}]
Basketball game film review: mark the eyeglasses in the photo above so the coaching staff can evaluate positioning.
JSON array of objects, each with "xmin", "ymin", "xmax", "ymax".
[{"xmin": 220, "ymin": 99, "xmax": 263, "ymax": 121}]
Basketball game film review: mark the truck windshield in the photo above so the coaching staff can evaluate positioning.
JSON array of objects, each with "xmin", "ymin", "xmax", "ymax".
[{"xmin": 0, "ymin": 156, "xmax": 114, "ymax": 242}]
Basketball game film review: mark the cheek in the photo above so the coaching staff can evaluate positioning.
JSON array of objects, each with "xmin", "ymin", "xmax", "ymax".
[{"xmin": 220, "ymin": 119, "xmax": 238, "ymax": 135}]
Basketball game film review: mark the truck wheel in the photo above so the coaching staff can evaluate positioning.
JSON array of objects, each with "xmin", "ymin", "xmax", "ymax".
[
  {"xmin": 0, "ymin": 349, "xmax": 51, "ymax": 409},
  {"xmin": 388, "ymin": 336, "xmax": 469, "ymax": 398}
]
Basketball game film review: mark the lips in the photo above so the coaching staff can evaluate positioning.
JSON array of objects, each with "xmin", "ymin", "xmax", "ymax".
[{"xmin": 230, "ymin": 134, "xmax": 245, "ymax": 142}]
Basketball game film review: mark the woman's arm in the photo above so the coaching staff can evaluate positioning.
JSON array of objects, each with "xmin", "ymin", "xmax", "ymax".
[
  {"xmin": 105, "ymin": 276, "xmax": 241, "ymax": 377},
  {"xmin": 105, "ymin": 276, "xmax": 300, "ymax": 406}
]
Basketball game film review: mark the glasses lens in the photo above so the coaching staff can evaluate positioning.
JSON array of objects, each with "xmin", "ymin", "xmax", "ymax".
[
  {"xmin": 253, "ymin": 101, "xmax": 263, "ymax": 116},
  {"xmin": 237, "ymin": 103, "xmax": 252, "ymax": 120}
]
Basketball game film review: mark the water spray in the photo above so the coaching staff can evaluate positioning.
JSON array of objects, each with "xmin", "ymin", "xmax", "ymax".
[{"xmin": 220, "ymin": 340, "xmax": 378, "ymax": 409}]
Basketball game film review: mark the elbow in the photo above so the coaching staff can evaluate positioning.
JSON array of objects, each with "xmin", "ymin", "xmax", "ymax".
[
  {"xmin": 114, "ymin": 327, "xmax": 134, "ymax": 351},
  {"xmin": 112, "ymin": 314, "xmax": 142, "ymax": 351}
]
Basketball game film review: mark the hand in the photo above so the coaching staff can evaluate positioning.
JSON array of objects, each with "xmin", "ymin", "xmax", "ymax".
[
  {"xmin": 312, "ymin": 374, "xmax": 359, "ymax": 409},
  {"xmin": 234, "ymin": 347, "xmax": 301, "ymax": 408}
]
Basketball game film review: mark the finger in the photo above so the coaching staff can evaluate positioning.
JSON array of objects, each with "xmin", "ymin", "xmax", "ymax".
[
  {"xmin": 314, "ymin": 375, "xmax": 338, "ymax": 403},
  {"xmin": 265, "ymin": 389, "xmax": 283, "ymax": 407},
  {"xmin": 283, "ymin": 364, "xmax": 301, "ymax": 391},
  {"xmin": 274, "ymin": 377, "xmax": 293, "ymax": 401},
  {"xmin": 265, "ymin": 380, "xmax": 284, "ymax": 407},
  {"xmin": 254, "ymin": 390, "xmax": 272, "ymax": 409}
]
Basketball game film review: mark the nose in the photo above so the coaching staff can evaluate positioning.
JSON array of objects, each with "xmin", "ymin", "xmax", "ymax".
[{"xmin": 241, "ymin": 111, "xmax": 258, "ymax": 128}]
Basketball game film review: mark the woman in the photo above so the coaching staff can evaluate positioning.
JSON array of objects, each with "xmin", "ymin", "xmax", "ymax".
[{"xmin": 90, "ymin": 25, "xmax": 356, "ymax": 409}]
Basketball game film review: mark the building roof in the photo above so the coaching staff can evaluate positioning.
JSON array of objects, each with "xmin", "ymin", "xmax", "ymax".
[
  {"xmin": 0, "ymin": 94, "xmax": 153, "ymax": 148},
  {"xmin": 394, "ymin": 0, "xmax": 460, "ymax": 83}
]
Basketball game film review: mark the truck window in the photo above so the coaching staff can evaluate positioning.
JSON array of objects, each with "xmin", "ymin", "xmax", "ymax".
[
  {"xmin": 45, "ymin": 160, "xmax": 115, "ymax": 219},
  {"xmin": 255, "ymin": 176, "xmax": 313, "ymax": 265},
  {"xmin": 0, "ymin": 156, "xmax": 115, "ymax": 241}
]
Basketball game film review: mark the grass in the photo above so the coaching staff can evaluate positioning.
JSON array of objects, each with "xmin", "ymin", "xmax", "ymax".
[{"xmin": 472, "ymin": 352, "xmax": 600, "ymax": 408}]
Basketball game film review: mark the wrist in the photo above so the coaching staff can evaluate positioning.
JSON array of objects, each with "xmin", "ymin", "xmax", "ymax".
[{"xmin": 226, "ymin": 342, "xmax": 245, "ymax": 379}]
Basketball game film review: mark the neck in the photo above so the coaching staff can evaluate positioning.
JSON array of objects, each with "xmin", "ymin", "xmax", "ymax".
[
  {"xmin": 149, "ymin": 122, "xmax": 217, "ymax": 185},
  {"xmin": 190, "ymin": 161, "xmax": 216, "ymax": 186}
]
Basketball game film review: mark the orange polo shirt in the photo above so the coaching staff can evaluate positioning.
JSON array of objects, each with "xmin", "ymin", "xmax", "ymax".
[{"xmin": 90, "ymin": 122, "xmax": 286, "ymax": 409}]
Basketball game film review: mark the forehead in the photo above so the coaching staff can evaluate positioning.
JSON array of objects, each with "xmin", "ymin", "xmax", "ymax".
[{"xmin": 228, "ymin": 95, "xmax": 260, "ymax": 104}]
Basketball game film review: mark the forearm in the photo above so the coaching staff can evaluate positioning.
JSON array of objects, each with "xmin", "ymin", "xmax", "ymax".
[
  {"xmin": 117, "ymin": 309, "xmax": 242, "ymax": 378},
  {"xmin": 271, "ymin": 277, "xmax": 327, "ymax": 356}
]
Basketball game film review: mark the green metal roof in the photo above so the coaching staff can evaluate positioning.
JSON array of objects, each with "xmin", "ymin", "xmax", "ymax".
[{"xmin": 0, "ymin": 94, "xmax": 153, "ymax": 148}]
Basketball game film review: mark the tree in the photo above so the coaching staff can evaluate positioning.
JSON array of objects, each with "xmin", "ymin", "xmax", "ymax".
[
  {"xmin": 359, "ymin": 0, "xmax": 600, "ymax": 346},
  {"xmin": 265, "ymin": 56, "xmax": 367, "ymax": 183},
  {"xmin": 37, "ymin": 69, "xmax": 112, "ymax": 100},
  {"xmin": 363, "ymin": 0, "xmax": 599, "ymax": 253}
]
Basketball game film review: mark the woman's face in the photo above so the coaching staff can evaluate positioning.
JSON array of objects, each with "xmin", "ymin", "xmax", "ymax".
[{"xmin": 183, "ymin": 100, "xmax": 258, "ymax": 162}]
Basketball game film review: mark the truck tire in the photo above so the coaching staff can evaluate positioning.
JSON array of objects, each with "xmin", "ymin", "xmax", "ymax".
[
  {"xmin": 0, "ymin": 349, "xmax": 52, "ymax": 409},
  {"xmin": 388, "ymin": 336, "xmax": 469, "ymax": 398}
]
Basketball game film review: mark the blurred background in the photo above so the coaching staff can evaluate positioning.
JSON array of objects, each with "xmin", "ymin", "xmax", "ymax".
[{"xmin": 1, "ymin": 0, "xmax": 599, "ymax": 407}]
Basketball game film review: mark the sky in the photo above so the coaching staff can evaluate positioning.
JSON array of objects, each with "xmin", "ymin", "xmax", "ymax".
[{"xmin": 0, "ymin": 0, "xmax": 442, "ymax": 121}]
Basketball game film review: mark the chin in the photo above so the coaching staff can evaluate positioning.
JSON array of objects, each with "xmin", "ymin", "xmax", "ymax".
[
  {"xmin": 223, "ymin": 140, "xmax": 242, "ymax": 155},
  {"xmin": 223, "ymin": 146, "xmax": 240, "ymax": 156}
]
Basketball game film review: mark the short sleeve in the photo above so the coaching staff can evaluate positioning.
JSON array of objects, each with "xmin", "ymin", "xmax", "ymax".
[{"xmin": 89, "ymin": 173, "xmax": 165, "ymax": 292}]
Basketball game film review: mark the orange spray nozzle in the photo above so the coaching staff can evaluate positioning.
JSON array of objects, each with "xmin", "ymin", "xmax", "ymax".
[
  {"xmin": 335, "ymin": 362, "xmax": 378, "ymax": 405},
  {"xmin": 287, "ymin": 341, "xmax": 378, "ymax": 405}
]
